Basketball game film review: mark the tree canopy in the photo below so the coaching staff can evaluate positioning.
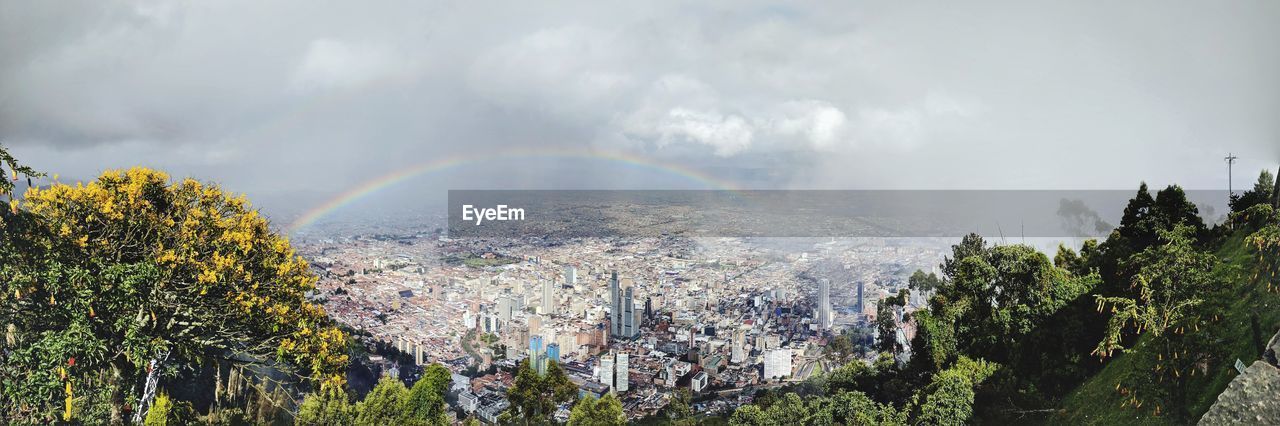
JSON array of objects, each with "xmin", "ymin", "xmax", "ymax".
[
  {"xmin": 0, "ymin": 162, "xmax": 347, "ymax": 422},
  {"xmin": 568, "ymin": 393, "xmax": 625, "ymax": 426},
  {"xmin": 505, "ymin": 358, "xmax": 578, "ymax": 423}
]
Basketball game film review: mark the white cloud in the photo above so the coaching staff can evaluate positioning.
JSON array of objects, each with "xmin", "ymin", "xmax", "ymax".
[
  {"xmin": 291, "ymin": 39, "xmax": 405, "ymax": 91},
  {"xmin": 3, "ymin": 0, "xmax": 1276, "ymax": 197},
  {"xmin": 654, "ymin": 108, "xmax": 755, "ymax": 156},
  {"xmin": 769, "ymin": 100, "xmax": 850, "ymax": 150},
  {"xmin": 469, "ymin": 26, "xmax": 636, "ymax": 116}
]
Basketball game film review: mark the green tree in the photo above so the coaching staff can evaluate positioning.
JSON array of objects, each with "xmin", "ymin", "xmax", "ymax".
[
  {"xmin": 404, "ymin": 364, "xmax": 452, "ymax": 425},
  {"xmin": 142, "ymin": 392, "xmax": 195, "ymax": 426},
  {"xmin": 296, "ymin": 382, "xmax": 355, "ymax": 425},
  {"xmin": 0, "ymin": 165, "xmax": 348, "ymax": 422},
  {"xmin": 876, "ymin": 290, "xmax": 908, "ymax": 356},
  {"xmin": 664, "ymin": 388, "xmax": 694, "ymax": 425},
  {"xmin": 0, "ymin": 145, "xmax": 45, "ymax": 201},
  {"xmin": 908, "ymin": 270, "xmax": 942, "ymax": 293},
  {"xmin": 913, "ymin": 357, "xmax": 997, "ymax": 426},
  {"xmin": 824, "ymin": 331, "xmax": 856, "ymax": 364},
  {"xmin": 1093, "ymin": 225, "xmax": 1225, "ymax": 420},
  {"xmin": 1096, "ymin": 184, "xmax": 1206, "ymax": 296},
  {"xmin": 1246, "ymin": 208, "xmax": 1280, "ymax": 292},
  {"xmin": 728, "ymin": 404, "xmax": 766, "ymax": 426},
  {"xmin": 1230, "ymin": 169, "xmax": 1276, "ymax": 213},
  {"xmin": 729, "ymin": 389, "xmax": 902, "ymax": 426},
  {"xmin": 1273, "ymin": 167, "xmax": 1280, "ymax": 208},
  {"xmin": 506, "ymin": 358, "xmax": 577, "ymax": 423},
  {"xmin": 568, "ymin": 393, "xmax": 625, "ymax": 426},
  {"xmin": 355, "ymin": 376, "xmax": 410, "ymax": 425}
]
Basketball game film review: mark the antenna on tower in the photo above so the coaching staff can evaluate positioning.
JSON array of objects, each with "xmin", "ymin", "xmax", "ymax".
[{"xmin": 1225, "ymin": 153, "xmax": 1239, "ymax": 196}]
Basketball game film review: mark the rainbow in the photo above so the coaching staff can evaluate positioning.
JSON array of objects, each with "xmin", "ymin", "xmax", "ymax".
[{"xmin": 285, "ymin": 148, "xmax": 741, "ymax": 233}]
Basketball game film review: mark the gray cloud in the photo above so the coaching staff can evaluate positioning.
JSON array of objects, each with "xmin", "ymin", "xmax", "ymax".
[{"xmin": 2, "ymin": 0, "xmax": 1278, "ymax": 221}]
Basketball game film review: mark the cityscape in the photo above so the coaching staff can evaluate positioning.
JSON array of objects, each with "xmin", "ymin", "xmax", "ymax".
[
  {"xmin": 296, "ymin": 226, "xmax": 950, "ymax": 422},
  {"xmin": 3, "ymin": 1, "xmax": 1278, "ymax": 424}
]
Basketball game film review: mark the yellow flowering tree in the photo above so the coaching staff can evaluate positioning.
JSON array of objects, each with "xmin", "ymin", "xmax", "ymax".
[{"xmin": 1, "ymin": 162, "xmax": 347, "ymax": 422}]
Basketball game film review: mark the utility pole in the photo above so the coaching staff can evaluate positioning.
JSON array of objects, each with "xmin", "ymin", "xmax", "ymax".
[{"xmin": 1225, "ymin": 153, "xmax": 1238, "ymax": 196}]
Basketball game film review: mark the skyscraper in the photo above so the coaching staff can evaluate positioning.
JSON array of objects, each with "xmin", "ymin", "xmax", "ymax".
[
  {"xmin": 763, "ymin": 349, "xmax": 792, "ymax": 379},
  {"xmin": 609, "ymin": 271, "xmax": 621, "ymax": 337},
  {"xmin": 730, "ymin": 329, "xmax": 746, "ymax": 364},
  {"xmin": 609, "ymin": 272, "xmax": 640, "ymax": 339},
  {"xmin": 564, "ymin": 265, "xmax": 577, "ymax": 286},
  {"xmin": 856, "ymin": 281, "xmax": 865, "ymax": 314},
  {"xmin": 542, "ymin": 279, "xmax": 555, "ymax": 315},
  {"xmin": 599, "ymin": 354, "xmax": 615, "ymax": 390},
  {"xmin": 497, "ymin": 296, "xmax": 514, "ymax": 322},
  {"xmin": 817, "ymin": 279, "xmax": 832, "ymax": 330},
  {"xmin": 530, "ymin": 335, "xmax": 547, "ymax": 375},
  {"xmin": 621, "ymin": 286, "xmax": 639, "ymax": 339},
  {"xmin": 546, "ymin": 343, "xmax": 560, "ymax": 364},
  {"xmin": 616, "ymin": 352, "xmax": 629, "ymax": 392},
  {"xmin": 529, "ymin": 335, "xmax": 544, "ymax": 358}
]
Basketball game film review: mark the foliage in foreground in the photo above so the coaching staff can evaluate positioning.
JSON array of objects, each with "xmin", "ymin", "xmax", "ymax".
[
  {"xmin": 0, "ymin": 146, "xmax": 346, "ymax": 423},
  {"xmin": 295, "ymin": 363, "xmax": 452, "ymax": 426},
  {"xmin": 505, "ymin": 358, "xmax": 578, "ymax": 423},
  {"xmin": 568, "ymin": 393, "xmax": 626, "ymax": 426}
]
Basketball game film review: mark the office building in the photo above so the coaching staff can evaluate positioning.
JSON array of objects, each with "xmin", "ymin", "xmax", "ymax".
[
  {"xmin": 817, "ymin": 279, "xmax": 832, "ymax": 330},
  {"xmin": 599, "ymin": 355, "xmax": 614, "ymax": 390},
  {"xmin": 856, "ymin": 281, "xmax": 865, "ymax": 314},
  {"xmin": 621, "ymin": 286, "xmax": 639, "ymax": 339},
  {"xmin": 564, "ymin": 265, "xmax": 577, "ymax": 286},
  {"xmin": 609, "ymin": 272, "xmax": 641, "ymax": 339},
  {"xmin": 546, "ymin": 343, "xmax": 561, "ymax": 364},
  {"xmin": 731, "ymin": 329, "xmax": 746, "ymax": 364},
  {"xmin": 609, "ymin": 272, "xmax": 621, "ymax": 336},
  {"xmin": 529, "ymin": 314, "xmax": 542, "ymax": 335},
  {"xmin": 530, "ymin": 335, "xmax": 543, "ymax": 357},
  {"xmin": 542, "ymin": 279, "xmax": 556, "ymax": 315},
  {"xmin": 691, "ymin": 371, "xmax": 709, "ymax": 393},
  {"xmin": 764, "ymin": 349, "xmax": 792, "ymax": 379},
  {"xmin": 616, "ymin": 352, "xmax": 629, "ymax": 392},
  {"xmin": 497, "ymin": 297, "xmax": 514, "ymax": 322}
]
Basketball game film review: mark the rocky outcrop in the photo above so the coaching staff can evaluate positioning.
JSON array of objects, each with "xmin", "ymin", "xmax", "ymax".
[{"xmin": 1199, "ymin": 330, "xmax": 1280, "ymax": 425}]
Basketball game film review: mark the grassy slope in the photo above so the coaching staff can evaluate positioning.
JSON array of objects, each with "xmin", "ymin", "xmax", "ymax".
[{"xmin": 1053, "ymin": 231, "xmax": 1279, "ymax": 425}]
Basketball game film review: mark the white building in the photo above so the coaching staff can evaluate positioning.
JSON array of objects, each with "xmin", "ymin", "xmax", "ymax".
[
  {"xmin": 691, "ymin": 371, "xmax": 709, "ymax": 393},
  {"xmin": 763, "ymin": 349, "xmax": 792, "ymax": 380},
  {"xmin": 459, "ymin": 392, "xmax": 479, "ymax": 413},
  {"xmin": 542, "ymin": 280, "xmax": 556, "ymax": 315},
  {"xmin": 599, "ymin": 356, "xmax": 615, "ymax": 390},
  {"xmin": 616, "ymin": 353, "xmax": 629, "ymax": 393},
  {"xmin": 564, "ymin": 265, "xmax": 577, "ymax": 285},
  {"xmin": 730, "ymin": 329, "xmax": 746, "ymax": 364}
]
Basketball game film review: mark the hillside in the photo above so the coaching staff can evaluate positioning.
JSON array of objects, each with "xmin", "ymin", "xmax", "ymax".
[{"xmin": 1054, "ymin": 230, "xmax": 1279, "ymax": 425}]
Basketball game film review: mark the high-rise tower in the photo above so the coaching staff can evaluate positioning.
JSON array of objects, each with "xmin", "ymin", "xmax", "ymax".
[
  {"xmin": 542, "ymin": 279, "xmax": 556, "ymax": 315},
  {"xmin": 615, "ymin": 352, "xmax": 629, "ymax": 392},
  {"xmin": 817, "ymin": 279, "xmax": 832, "ymax": 330},
  {"xmin": 621, "ymin": 286, "xmax": 639, "ymax": 339},
  {"xmin": 609, "ymin": 271, "xmax": 621, "ymax": 336},
  {"xmin": 856, "ymin": 281, "xmax": 865, "ymax": 314}
]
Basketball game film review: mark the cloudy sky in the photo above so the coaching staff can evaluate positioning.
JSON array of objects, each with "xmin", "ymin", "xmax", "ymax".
[{"xmin": 2, "ymin": 1, "xmax": 1278, "ymax": 220}]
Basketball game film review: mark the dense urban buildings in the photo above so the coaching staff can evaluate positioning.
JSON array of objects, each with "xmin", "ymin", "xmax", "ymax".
[{"xmin": 295, "ymin": 228, "xmax": 950, "ymax": 421}]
